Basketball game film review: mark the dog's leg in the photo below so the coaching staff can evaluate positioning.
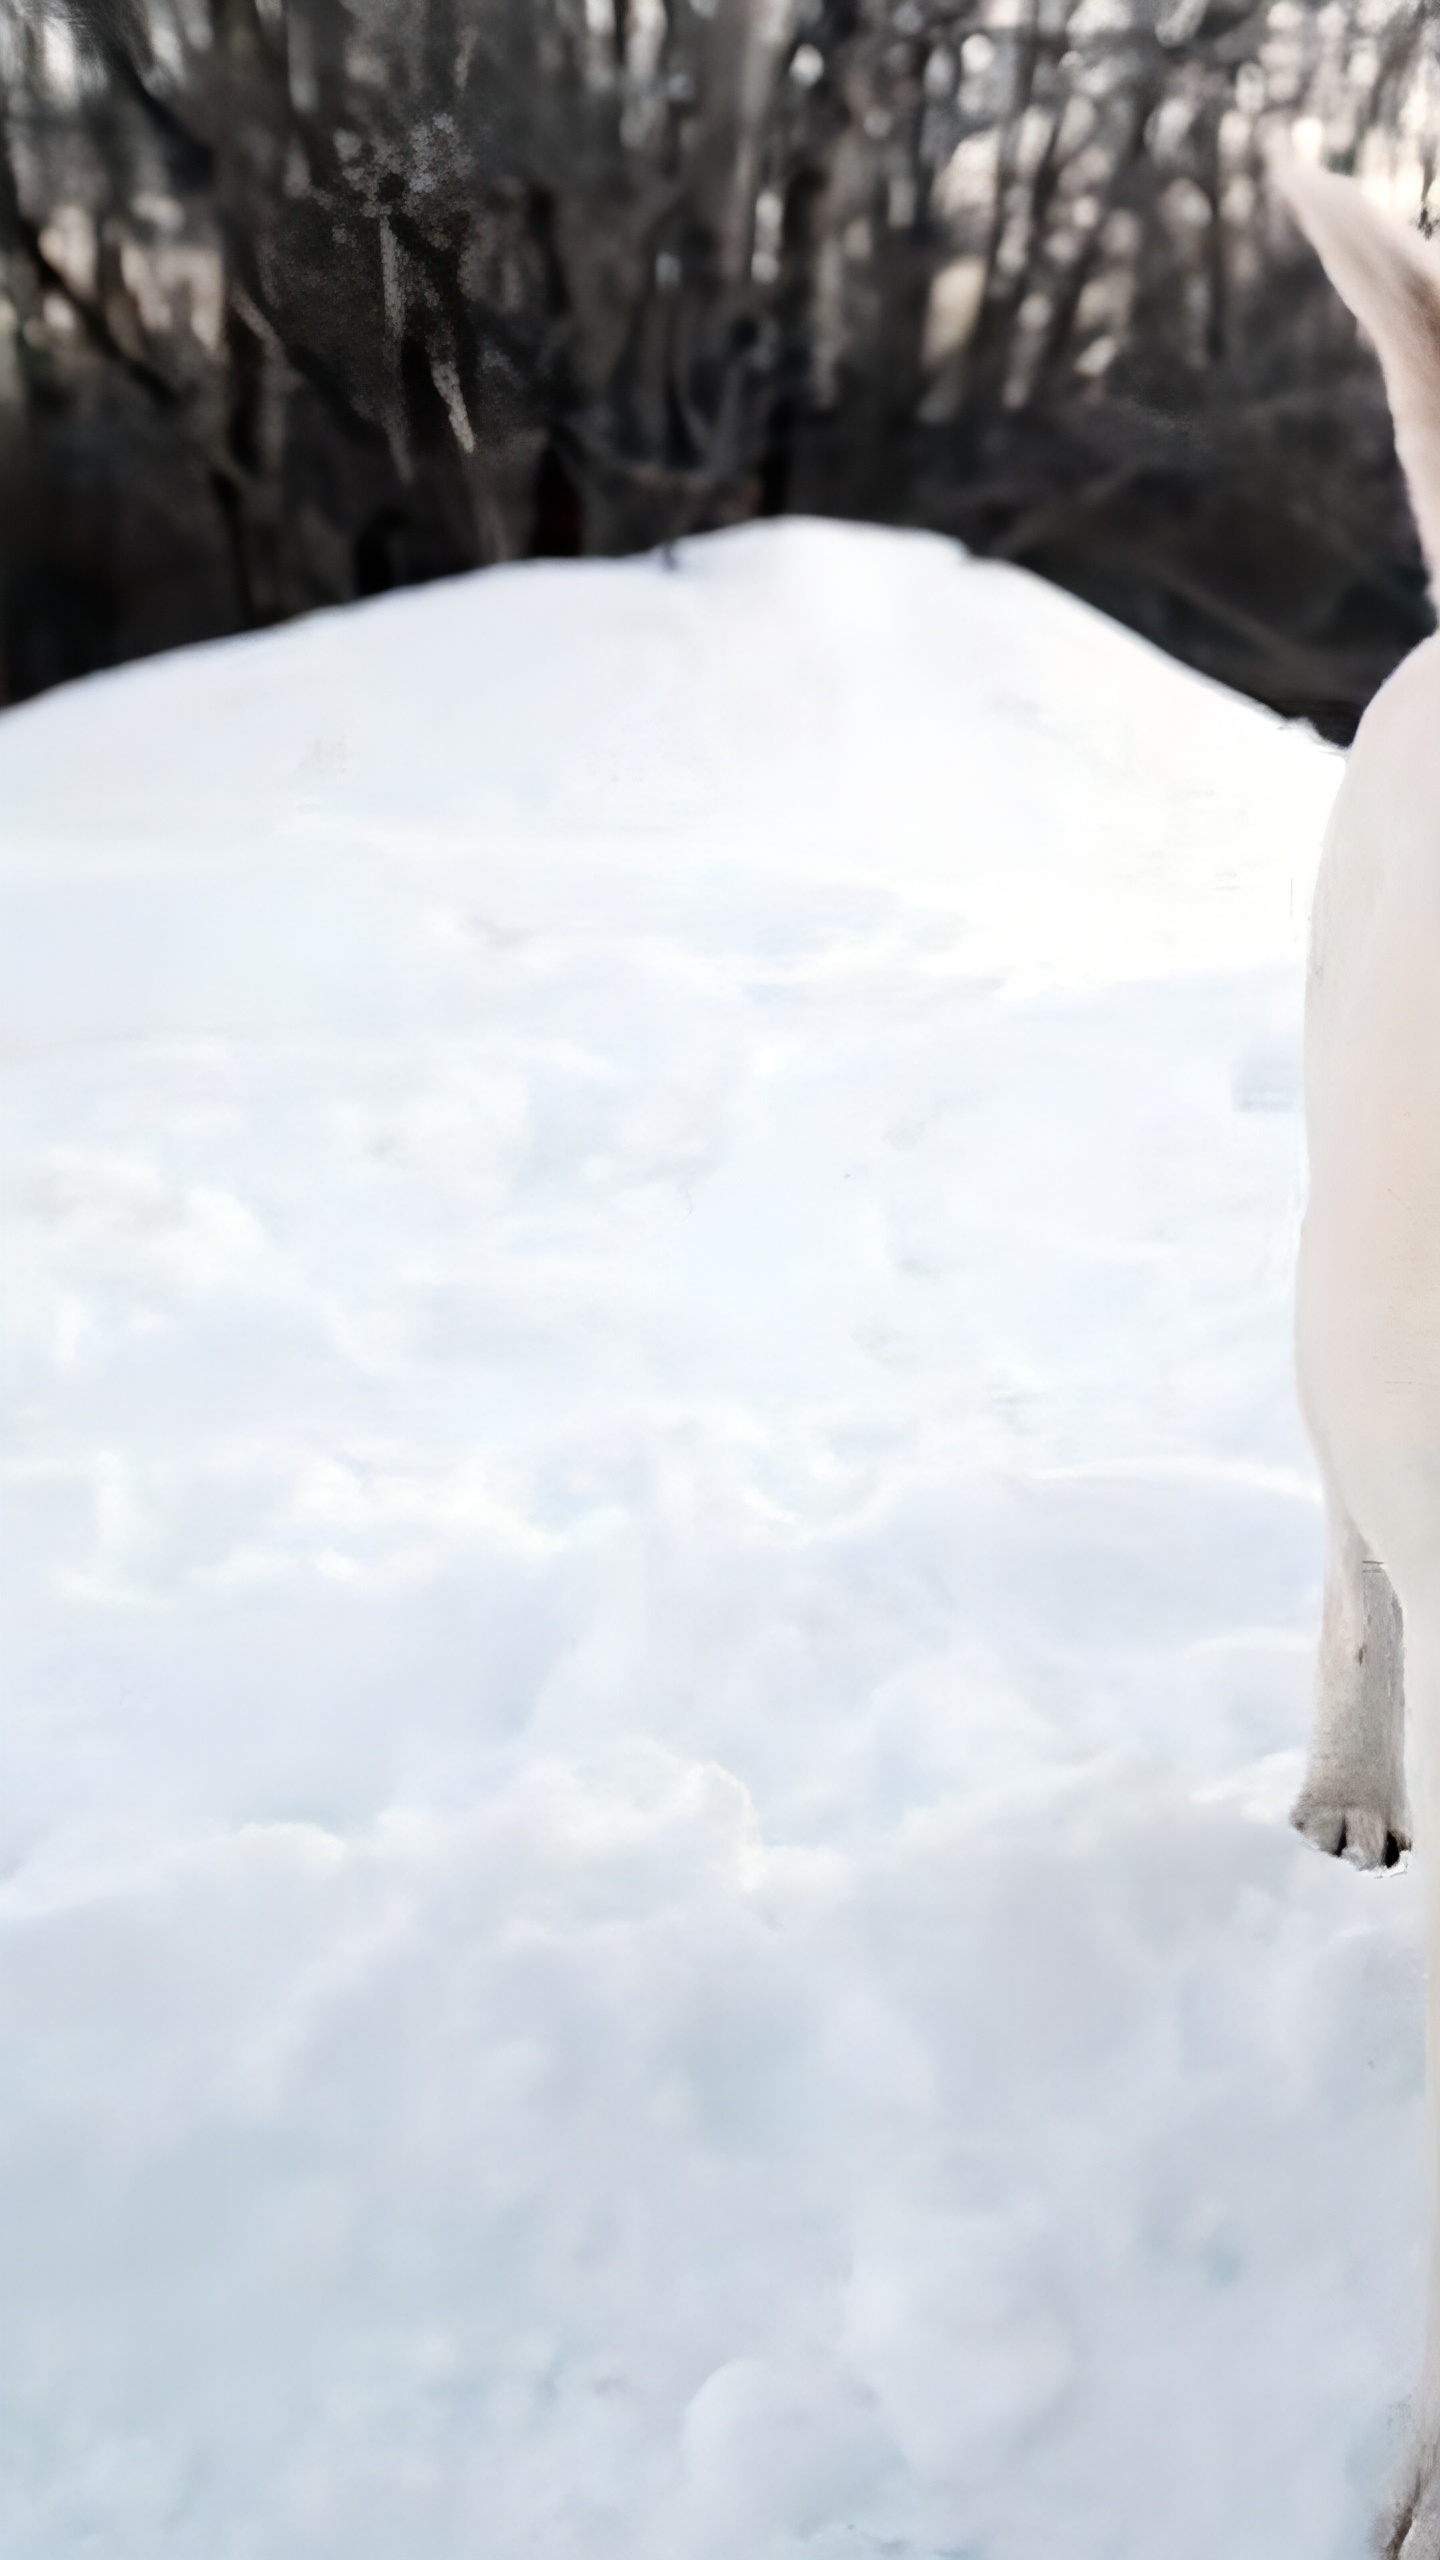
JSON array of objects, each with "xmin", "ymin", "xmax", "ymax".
[{"xmin": 1292, "ymin": 1498, "xmax": 1409, "ymax": 1870}]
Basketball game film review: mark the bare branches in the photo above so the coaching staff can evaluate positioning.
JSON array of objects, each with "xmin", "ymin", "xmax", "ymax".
[{"xmin": 2, "ymin": 0, "xmax": 1436, "ymax": 729}]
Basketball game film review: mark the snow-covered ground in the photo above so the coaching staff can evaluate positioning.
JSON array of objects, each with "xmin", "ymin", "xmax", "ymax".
[{"xmin": 1, "ymin": 519, "xmax": 1425, "ymax": 2559}]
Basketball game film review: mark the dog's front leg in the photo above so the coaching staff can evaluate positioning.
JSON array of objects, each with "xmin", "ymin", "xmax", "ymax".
[{"xmin": 1292, "ymin": 1498, "xmax": 1409, "ymax": 1871}]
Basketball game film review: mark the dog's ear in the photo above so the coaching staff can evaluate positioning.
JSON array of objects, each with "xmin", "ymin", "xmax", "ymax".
[{"xmin": 1276, "ymin": 155, "xmax": 1440, "ymax": 588}]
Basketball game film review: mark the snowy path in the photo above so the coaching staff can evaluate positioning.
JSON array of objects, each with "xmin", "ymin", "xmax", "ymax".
[{"xmin": 1, "ymin": 521, "xmax": 1423, "ymax": 2557}]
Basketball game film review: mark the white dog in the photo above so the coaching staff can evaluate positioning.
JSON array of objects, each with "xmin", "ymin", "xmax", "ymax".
[{"xmin": 1280, "ymin": 158, "xmax": 1440, "ymax": 2557}]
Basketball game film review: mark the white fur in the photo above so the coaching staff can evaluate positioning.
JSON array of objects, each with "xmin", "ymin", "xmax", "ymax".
[{"xmin": 1280, "ymin": 158, "xmax": 1440, "ymax": 2557}]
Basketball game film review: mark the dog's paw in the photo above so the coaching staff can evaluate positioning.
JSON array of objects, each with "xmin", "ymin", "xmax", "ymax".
[
  {"xmin": 1380, "ymin": 2450, "xmax": 1440, "ymax": 2558},
  {"xmin": 1291, "ymin": 1788, "xmax": 1409, "ymax": 1870}
]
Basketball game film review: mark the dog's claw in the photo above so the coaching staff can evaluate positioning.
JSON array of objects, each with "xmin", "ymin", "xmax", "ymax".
[{"xmin": 1291, "ymin": 1795, "xmax": 1410, "ymax": 1871}]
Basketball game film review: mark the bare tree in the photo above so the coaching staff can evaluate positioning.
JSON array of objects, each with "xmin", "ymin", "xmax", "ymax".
[{"xmin": 2, "ymin": 0, "xmax": 1437, "ymax": 733}]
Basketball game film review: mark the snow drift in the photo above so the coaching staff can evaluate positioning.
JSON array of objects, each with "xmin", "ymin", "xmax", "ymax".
[{"xmin": 0, "ymin": 520, "xmax": 1420, "ymax": 2558}]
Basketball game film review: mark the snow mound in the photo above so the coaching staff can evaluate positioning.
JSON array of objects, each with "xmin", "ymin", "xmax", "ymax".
[{"xmin": 1, "ymin": 520, "xmax": 1420, "ymax": 2558}]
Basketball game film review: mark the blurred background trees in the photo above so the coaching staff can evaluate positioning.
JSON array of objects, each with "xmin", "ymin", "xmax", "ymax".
[{"xmin": 2, "ymin": 0, "xmax": 1437, "ymax": 734}]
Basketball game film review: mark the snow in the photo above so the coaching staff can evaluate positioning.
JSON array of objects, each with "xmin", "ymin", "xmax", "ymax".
[{"xmin": 0, "ymin": 517, "xmax": 1424, "ymax": 2558}]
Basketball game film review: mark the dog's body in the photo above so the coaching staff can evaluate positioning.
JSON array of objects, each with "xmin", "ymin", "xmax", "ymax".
[{"xmin": 1282, "ymin": 161, "xmax": 1440, "ymax": 2555}]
